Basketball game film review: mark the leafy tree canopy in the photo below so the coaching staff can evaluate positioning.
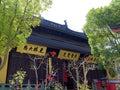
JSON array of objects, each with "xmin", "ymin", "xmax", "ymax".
[
  {"xmin": 83, "ymin": 0, "xmax": 120, "ymax": 69},
  {"xmin": 0, "ymin": 0, "xmax": 52, "ymax": 69}
]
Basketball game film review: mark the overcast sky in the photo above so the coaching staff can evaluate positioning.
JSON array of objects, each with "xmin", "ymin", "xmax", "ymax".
[{"xmin": 41, "ymin": 0, "xmax": 112, "ymax": 32}]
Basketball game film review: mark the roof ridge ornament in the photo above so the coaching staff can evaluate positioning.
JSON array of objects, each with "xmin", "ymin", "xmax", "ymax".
[{"xmin": 64, "ymin": 20, "xmax": 68, "ymax": 29}]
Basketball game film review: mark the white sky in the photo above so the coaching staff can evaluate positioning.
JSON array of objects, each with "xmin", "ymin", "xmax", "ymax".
[{"xmin": 41, "ymin": 0, "xmax": 112, "ymax": 32}]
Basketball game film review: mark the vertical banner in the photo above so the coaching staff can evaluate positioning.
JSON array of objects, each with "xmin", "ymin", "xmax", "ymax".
[
  {"xmin": 48, "ymin": 58, "xmax": 52, "ymax": 74},
  {"xmin": 63, "ymin": 68, "xmax": 67, "ymax": 82},
  {"xmin": 0, "ymin": 55, "xmax": 9, "ymax": 83}
]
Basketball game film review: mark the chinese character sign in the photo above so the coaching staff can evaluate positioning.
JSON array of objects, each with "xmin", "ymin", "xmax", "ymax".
[
  {"xmin": 17, "ymin": 43, "xmax": 47, "ymax": 56},
  {"xmin": 58, "ymin": 50, "xmax": 80, "ymax": 61}
]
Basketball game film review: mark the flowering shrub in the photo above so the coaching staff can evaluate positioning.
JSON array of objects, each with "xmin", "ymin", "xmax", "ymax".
[
  {"xmin": 52, "ymin": 82, "xmax": 64, "ymax": 90},
  {"xmin": 79, "ymin": 84, "xmax": 90, "ymax": 90},
  {"xmin": 9, "ymin": 70, "xmax": 26, "ymax": 90}
]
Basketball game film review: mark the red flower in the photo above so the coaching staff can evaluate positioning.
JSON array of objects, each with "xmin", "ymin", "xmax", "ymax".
[
  {"xmin": 85, "ymin": 56, "xmax": 91, "ymax": 61},
  {"xmin": 50, "ymin": 51, "xmax": 56, "ymax": 57},
  {"xmin": 47, "ymin": 75, "xmax": 52, "ymax": 81},
  {"xmin": 35, "ymin": 83, "xmax": 41, "ymax": 90}
]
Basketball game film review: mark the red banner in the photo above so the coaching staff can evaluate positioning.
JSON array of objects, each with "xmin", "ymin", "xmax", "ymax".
[{"xmin": 63, "ymin": 68, "xmax": 67, "ymax": 82}]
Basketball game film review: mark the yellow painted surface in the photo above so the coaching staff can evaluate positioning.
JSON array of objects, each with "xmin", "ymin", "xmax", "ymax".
[
  {"xmin": 85, "ymin": 55, "xmax": 97, "ymax": 63},
  {"xmin": 17, "ymin": 43, "xmax": 47, "ymax": 56},
  {"xmin": 58, "ymin": 50, "xmax": 80, "ymax": 61},
  {"xmin": 0, "ymin": 55, "xmax": 9, "ymax": 83},
  {"xmin": 48, "ymin": 58, "xmax": 52, "ymax": 74},
  {"xmin": 106, "ymin": 69, "xmax": 118, "ymax": 80}
]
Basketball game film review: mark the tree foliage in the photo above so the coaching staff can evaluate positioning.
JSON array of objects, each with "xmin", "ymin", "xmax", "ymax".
[
  {"xmin": 83, "ymin": 0, "xmax": 120, "ymax": 70},
  {"xmin": 9, "ymin": 70, "xmax": 26, "ymax": 90},
  {"xmin": 0, "ymin": 0, "xmax": 52, "ymax": 69}
]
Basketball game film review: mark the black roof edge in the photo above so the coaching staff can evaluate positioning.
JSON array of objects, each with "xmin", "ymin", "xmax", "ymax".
[
  {"xmin": 39, "ymin": 18, "xmax": 87, "ymax": 40},
  {"xmin": 27, "ymin": 35, "xmax": 90, "ymax": 54},
  {"xmin": 110, "ymin": 24, "xmax": 120, "ymax": 29}
]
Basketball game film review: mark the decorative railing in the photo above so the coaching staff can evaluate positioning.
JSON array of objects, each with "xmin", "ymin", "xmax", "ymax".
[{"xmin": 0, "ymin": 84, "xmax": 36, "ymax": 90}]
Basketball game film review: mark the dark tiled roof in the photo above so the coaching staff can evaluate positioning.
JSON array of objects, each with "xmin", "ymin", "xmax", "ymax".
[
  {"xmin": 110, "ymin": 24, "xmax": 120, "ymax": 29},
  {"xmin": 27, "ymin": 35, "xmax": 90, "ymax": 54},
  {"xmin": 29, "ymin": 19, "xmax": 90, "ymax": 54},
  {"xmin": 40, "ymin": 19, "xmax": 87, "ymax": 40}
]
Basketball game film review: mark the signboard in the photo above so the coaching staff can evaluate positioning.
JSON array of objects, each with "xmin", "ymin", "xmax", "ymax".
[
  {"xmin": 58, "ymin": 50, "xmax": 80, "ymax": 61},
  {"xmin": 86, "ymin": 63, "xmax": 97, "ymax": 70},
  {"xmin": 85, "ymin": 55, "xmax": 97, "ymax": 63},
  {"xmin": 0, "ymin": 55, "xmax": 9, "ymax": 83},
  {"xmin": 17, "ymin": 43, "xmax": 47, "ymax": 56}
]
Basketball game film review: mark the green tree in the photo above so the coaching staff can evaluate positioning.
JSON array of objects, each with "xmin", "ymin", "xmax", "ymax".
[
  {"xmin": 83, "ymin": 0, "xmax": 120, "ymax": 76},
  {"xmin": 0, "ymin": 0, "xmax": 52, "ymax": 70}
]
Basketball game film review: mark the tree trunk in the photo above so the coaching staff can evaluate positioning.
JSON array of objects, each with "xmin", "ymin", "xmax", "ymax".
[
  {"xmin": 0, "ymin": 40, "xmax": 10, "ymax": 70},
  {"xmin": 76, "ymin": 68, "xmax": 80, "ymax": 90},
  {"xmin": 83, "ymin": 62, "xmax": 87, "ymax": 90},
  {"xmin": 45, "ymin": 59, "xmax": 48, "ymax": 90},
  {"xmin": 35, "ymin": 68, "xmax": 38, "ymax": 85},
  {"xmin": 33, "ymin": 59, "xmax": 39, "ymax": 85}
]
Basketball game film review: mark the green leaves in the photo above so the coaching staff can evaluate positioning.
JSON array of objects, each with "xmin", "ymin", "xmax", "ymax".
[
  {"xmin": 108, "ymin": 67, "xmax": 117, "ymax": 78},
  {"xmin": 0, "ymin": 0, "xmax": 52, "ymax": 69},
  {"xmin": 83, "ymin": 0, "xmax": 120, "ymax": 70},
  {"xmin": 9, "ymin": 70, "xmax": 26, "ymax": 89},
  {"xmin": 0, "ymin": 0, "xmax": 52, "ymax": 54}
]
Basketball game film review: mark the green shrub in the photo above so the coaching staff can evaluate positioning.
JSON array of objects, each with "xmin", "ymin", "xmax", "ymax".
[{"xmin": 9, "ymin": 70, "xmax": 26, "ymax": 90}]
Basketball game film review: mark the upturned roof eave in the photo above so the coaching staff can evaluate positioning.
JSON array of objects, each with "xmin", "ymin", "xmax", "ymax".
[
  {"xmin": 27, "ymin": 35, "xmax": 90, "ymax": 54},
  {"xmin": 39, "ymin": 19, "xmax": 87, "ymax": 40}
]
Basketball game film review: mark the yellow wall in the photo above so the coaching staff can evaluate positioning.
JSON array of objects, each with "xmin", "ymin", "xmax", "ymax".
[
  {"xmin": 0, "ymin": 55, "xmax": 9, "ymax": 83},
  {"xmin": 106, "ymin": 69, "xmax": 118, "ymax": 80}
]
